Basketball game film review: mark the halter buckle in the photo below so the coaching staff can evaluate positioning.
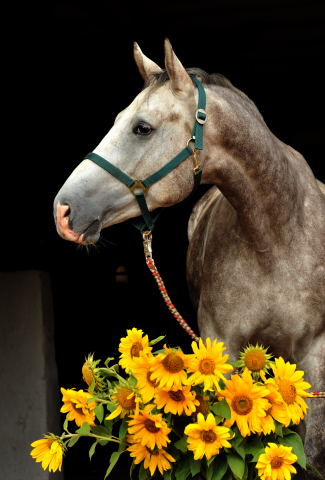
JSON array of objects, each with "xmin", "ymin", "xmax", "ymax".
[
  {"xmin": 196, "ymin": 108, "xmax": 207, "ymax": 124},
  {"xmin": 129, "ymin": 179, "xmax": 149, "ymax": 195}
]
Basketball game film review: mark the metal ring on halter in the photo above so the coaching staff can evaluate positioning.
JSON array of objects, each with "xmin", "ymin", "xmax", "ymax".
[
  {"xmin": 196, "ymin": 108, "xmax": 207, "ymax": 124},
  {"xmin": 128, "ymin": 179, "xmax": 149, "ymax": 195},
  {"xmin": 187, "ymin": 137, "xmax": 196, "ymax": 152}
]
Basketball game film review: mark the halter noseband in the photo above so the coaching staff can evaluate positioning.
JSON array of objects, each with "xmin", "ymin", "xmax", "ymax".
[{"xmin": 84, "ymin": 77, "xmax": 207, "ymax": 232}]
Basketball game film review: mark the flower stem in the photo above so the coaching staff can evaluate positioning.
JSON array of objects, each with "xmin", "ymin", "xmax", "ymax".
[{"xmin": 61, "ymin": 433, "xmax": 121, "ymax": 444}]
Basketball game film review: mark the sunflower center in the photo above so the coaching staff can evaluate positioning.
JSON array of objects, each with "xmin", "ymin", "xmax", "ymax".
[
  {"xmin": 144, "ymin": 419, "xmax": 160, "ymax": 433},
  {"xmin": 231, "ymin": 395, "xmax": 253, "ymax": 415},
  {"xmin": 199, "ymin": 358, "xmax": 215, "ymax": 374},
  {"xmin": 130, "ymin": 342, "xmax": 143, "ymax": 358},
  {"xmin": 73, "ymin": 406, "xmax": 85, "ymax": 415},
  {"xmin": 168, "ymin": 390, "xmax": 185, "ymax": 402},
  {"xmin": 278, "ymin": 380, "xmax": 296, "ymax": 405},
  {"xmin": 244, "ymin": 351, "xmax": 266, "ymax": 371},
  {"xmin": 162, "ymin": 353, "xmax": 184, "ymax": 373},
  {"xmin": 201, "ymin": 429, "xmax": 217, "ymax": 443},
  {"xmin": 270, "ymin": 456, "xmax": 283, "ymax": 469},
  {"xmin": 146, "ymin": 371, "xmax": 158, "ymax": 387},
  {"xmin": 117, "ymin": 387, "xmax": 136, "ymax": 410},
  {"xmin": 196, "ymin": 395, "xmax": 210, "ymax": 415}
]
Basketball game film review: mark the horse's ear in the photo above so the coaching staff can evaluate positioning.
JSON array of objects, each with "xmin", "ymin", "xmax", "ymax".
[
  {"xmin": 133, "ymin": 42, "xmax": 162, "ymax": 82},
  {"xmin": 164, "ymin": 38, "xmax": 193, "ymax": 94}
]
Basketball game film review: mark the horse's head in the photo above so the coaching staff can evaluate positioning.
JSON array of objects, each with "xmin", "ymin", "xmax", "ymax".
[{"xmin": 54, "ymin": 39, "xmax": 201, "ymax": 244}]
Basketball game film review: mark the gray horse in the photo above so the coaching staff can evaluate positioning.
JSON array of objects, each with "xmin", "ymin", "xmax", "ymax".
[{"xmin": 54, "ymin": 40, "xmax": 325, "ymax": 477}]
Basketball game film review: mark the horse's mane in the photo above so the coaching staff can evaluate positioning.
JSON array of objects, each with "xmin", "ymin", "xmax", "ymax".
[
  {"xmin": 144, "ymin": 67, "xmax": 262, "ymax": 118},
  {"xmin": 147, "ymin": 67, "xmax": 251, "ymax": 104}
]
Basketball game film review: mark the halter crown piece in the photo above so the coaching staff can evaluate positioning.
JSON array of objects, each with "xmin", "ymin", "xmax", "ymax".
[{"xmin": 85, "ymin": 77, "xmax": 207, "ymax": 341}]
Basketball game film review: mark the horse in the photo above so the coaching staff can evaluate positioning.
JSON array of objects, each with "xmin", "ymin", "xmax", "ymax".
[{"xmin": 53, "ymin": 40, "xmax": 325, "ymax": 477}]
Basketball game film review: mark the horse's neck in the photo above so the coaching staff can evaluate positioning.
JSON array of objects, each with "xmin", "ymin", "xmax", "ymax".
[{"xmin": 200, "ymin": 87, "xmax": 311, "ymax": 250}]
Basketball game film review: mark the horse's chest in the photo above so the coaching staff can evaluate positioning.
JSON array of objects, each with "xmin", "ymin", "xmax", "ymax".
[{"xmin": 187, "ymin": 216, "xmax": 324, "ymax": 352}]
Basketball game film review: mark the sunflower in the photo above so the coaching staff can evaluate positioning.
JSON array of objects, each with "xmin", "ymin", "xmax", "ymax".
[
  {"xmin": 259, "ymin": 378, "xmax": 288, "ymax": 433},
  {"xmin": 221, "ymin": 370, "xmax": 270, "ymax": 437},
  {"xmin": 149, "ymin": 345, "xmax": 188, "ymax": 389},
  {"xmin": 127, "ymin": 440, "xmax": 175, "ymax": 476},
  {"xmin": 265, "ymin": 357, "xmax": 312, "ymax": 426},
  {"xmin": 238, "ymin": 344, "xmax": 273, "ymax": 379},
  {"xmin": 256, "ymin": 443, "xmax": 297, "ymax": 480},
  {"xmin": 106, "ymin": 386, "xmax": 138, "ymax": 420},
  {"xmin": 128, "ymin": 405, "xmax": 171, "ymax": 450},
  {"xmin": 82, "ymin": 353, "xmax": 105, "ymax": 392},
  {"xmin": 154, "ymin": 385, "xmax": 199, "ymax": 416},
  {"xmin": 60, "ymin": 387, "xmax": 96, "ymax": 427},
  {"xmin": 184, "ymin": 412, "xmax": 232, "ymax": 460},
  {"xmin": 30, "ymin": 434, "xmax": 65, "ymax": 472},
  {"xmin": 132, "ymin": 353, "xmax": 158, "ymax": 403},
  {"xmin": 119, "ymin": 328, "xmax": 152, "ymax": 372},
  {"xmin": 187, "ymin": 338, "xmax": 233, "ymax": 391}
]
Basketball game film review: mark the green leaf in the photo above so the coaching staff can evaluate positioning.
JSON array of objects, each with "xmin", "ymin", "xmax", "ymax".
[
  {"xmin": 211, "ymin": 399, "xmax": 231, "ymax": 419},
  {"xmin": 243, "ymin": 437, "xmax": 264, "ymax": 458},
  {"xmin": 104, "ymin": 451, "xmax": 123, "ymax": 479},
  {"xmin": 89, "ymin": 441, "xmax": 98, "ymax": 460},
  {"xmin": 76, "ymin": 422, "xmax": 91, "ymax": 435},
  {"xmin": 106, "ymin": 402, "xmax": 118, "ymax": 413},
  {"xmin": 95, "ymin": 404, "xmax": 104, "ymax": 423},
  {"xmin": 119, "ymin": 420, "xmax": 128, "ymax": 440},
  {"xmin": 281, "ymin": 433, "xmax": 306, "ymax": 469},
  {"xmin": 211, "ymin": 456, "xmax": 228, "ymax": 480},
  {"xmin": 232, "ymin": 441, "xmax": 246, "ymax": 460},
  {"xmin": 92, "ymin": 424, "xmax": 112, "ymax": 437},
  {"xmin": 207, "ymin": 458, "xmax": 218, "ymax": 480},
  {"xmin": 67, "ymin": 436, "xmax": 80, "ymax": 447},
  {"xmin": 139, "ymin": 462, "xmax": 150, "ymax": 480},
  {"xmin": 274, "ymin": 420, "xmax": 283, "ymax": 437},
  {"xmin": 227, "ymin": 452, "xmax": 245, "ymax": 479},
  {"xmin": 149, "ymin": 335, "xmax": 165, "ymax": 346},
  {"xmin": 190, "ymin": 457, "xmax": 201, "ymax": 477},
  {"xmin": 231, "ymin": 432, "xmax": 245, "ymax": 460},
  {"xmin": 174, "ymin": 435, "xmax": 188, "ymax": 453},
  {"xmin": 63, "ymin": 416, "xmax": 69, "ymax": 432},
  {"xmin": 129, "ymin": 460, "xmax": 136, "ymax": 480},
  {"xmin": 104, "ymin": 357, "xmax": 115, "ymax": 367},
  {"xmin": 163, "ymin": 469, "xmax": 172, "ymax": 480},
  {"xmin": 128, "ymin": 375, "xmax": 137, "ymax": 387},
  {"xmin": 175, "ymin": 458, "xmax": 191, "ymax": 480}
]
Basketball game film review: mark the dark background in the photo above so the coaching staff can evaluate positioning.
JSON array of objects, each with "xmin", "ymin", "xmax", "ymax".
[{"xmin": 5, "ymin": 1, "xmax": 325, "ymax": 478}]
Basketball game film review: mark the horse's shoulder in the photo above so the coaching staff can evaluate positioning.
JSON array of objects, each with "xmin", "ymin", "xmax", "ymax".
[{"xmin": 188, "ymin": 186, "xmax": 222, "ymax": 240}]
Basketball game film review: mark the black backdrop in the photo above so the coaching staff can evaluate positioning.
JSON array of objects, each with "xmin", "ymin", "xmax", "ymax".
[{"xmin": 5, "ymin": 1, "xmax": 325, "ymax": 478}]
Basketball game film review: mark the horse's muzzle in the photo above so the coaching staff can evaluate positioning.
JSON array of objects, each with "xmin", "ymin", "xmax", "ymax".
[{"xmin": 55, "ymin": 202, "xmax": 103, "ymax": 245}]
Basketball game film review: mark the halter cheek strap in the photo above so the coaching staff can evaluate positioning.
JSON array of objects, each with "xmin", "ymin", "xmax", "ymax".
[{"xmin": 84, "ymin": 77, "xmax": 207, "ymax": 232}]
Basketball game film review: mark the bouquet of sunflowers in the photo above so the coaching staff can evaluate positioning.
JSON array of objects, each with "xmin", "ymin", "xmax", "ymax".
[{"xmin": 30, "ymin": 328, "xmax": 313, "ymax": 480}]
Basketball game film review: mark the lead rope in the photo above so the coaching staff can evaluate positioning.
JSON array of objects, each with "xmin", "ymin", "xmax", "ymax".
[{"xmin": 142, "ymin": 230, "xmax": 200, "ymax": 343}]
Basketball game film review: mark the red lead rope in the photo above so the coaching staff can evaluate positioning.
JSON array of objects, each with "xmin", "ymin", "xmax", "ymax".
[{"xmin": 142, "ymin": 231, "xmax": 200, "ymax": 343}]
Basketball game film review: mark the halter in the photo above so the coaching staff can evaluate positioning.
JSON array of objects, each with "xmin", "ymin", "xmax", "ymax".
[{"xmin": 84, "ymin": 77, "xmax": 207, "ymax": 232}]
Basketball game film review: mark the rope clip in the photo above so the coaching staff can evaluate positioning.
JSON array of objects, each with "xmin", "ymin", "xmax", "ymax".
[{"xmin": 142, "ymin": 230, "xmax": 153, "ymax": 258}]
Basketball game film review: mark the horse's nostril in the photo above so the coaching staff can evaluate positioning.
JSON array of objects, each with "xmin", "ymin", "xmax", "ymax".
[{"xmin": 63, "ymin": 205, "xmax": 71, "ymax": 217}]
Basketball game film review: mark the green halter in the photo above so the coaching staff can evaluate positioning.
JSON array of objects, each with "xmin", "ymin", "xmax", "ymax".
[{"xmin": 84, "ymin": 77, "xmax": 207, "ymax": 231}]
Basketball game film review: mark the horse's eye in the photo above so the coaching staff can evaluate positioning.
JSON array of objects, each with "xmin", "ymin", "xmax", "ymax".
[{"xmin": 133, "ymin": 122, "xmax": 153, "ymax": 136}]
